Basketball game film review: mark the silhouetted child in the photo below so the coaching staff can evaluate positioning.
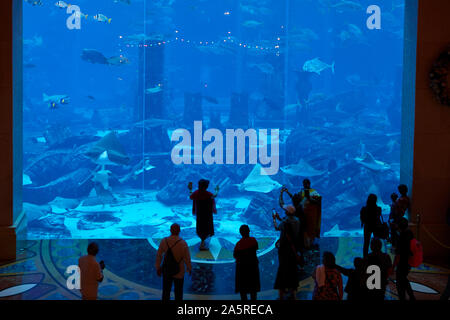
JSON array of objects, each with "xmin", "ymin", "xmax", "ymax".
[
  {"xmin": 389, "ymin": 192, "xmax": 400, "ymax": 247},
  {"xmin": 335, "ymin": 257, "xmax": 368, "ymax": 300}
]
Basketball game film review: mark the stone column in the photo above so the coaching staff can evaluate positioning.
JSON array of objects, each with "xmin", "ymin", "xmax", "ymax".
[
  {"xmin": 0, "ymin": 0, "xmax": 22, "ymax": 261},
  {"xmin": 402, "ymin": 0, "xmax": 450, "ymax": 264}
]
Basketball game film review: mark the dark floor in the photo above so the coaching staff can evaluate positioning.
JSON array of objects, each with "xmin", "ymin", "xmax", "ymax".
[{"xmin": 0, "ymin": 237, "xmax": 448, "ymax": 300}]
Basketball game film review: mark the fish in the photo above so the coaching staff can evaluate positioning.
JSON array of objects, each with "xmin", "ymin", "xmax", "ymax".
[
  {"xmin": 331, "ymin": 0, "xmax": 363, "ymax": 12},
  {"xmin": 354, "ymin": 152, "xmax": 391, "ymax": 171},
  {"xmin": 248, "ymin": 62, "xmax": 274, "ymax": 74},
  {"xmin": 305, "ymin": 92, "xmax": 328, "ymax": 105},
  {"xmin": 280, "ymin": 159, "xmax": 326, "ymax": 177},
  {"xmin": 146, "ymin": 85, "xmax": 162, "ymax": 94},
  {"xmin": 240, "ymin": 4, "xmax": 270, "ymax": 16},
  {"xmin": 303, "ymin": 57, "xmax": 335, "ymax": 75},
  {"xmin": 119, "ymin": 159, "xmax": 155, "ymax": 183},
  {"xmin": 107, "ymin": 56, "xmax": 130, "ymax": 65},
  {"xmin": 42, "ymin": 93, "xmax": 70, "ymax": 109},
  {"xmin": 242, "ymin": 20, "xmax": 263, "ymax": 28},
  {"xmin": 23, "ymin": 35, "xmax": 43, "ymax": 48},
  {"xmin": 287, "ymin": 28, "xmax": 319, "ymax": 42},
  {"xmin": 93, "ymin": 14, "xmax": 112, "ymax": 23},
  {"xmin": 55, "ymin": 1, "xmax": 70, "ymax": 9},
  {"xmin": 87, "ymin": 95, "xmax": 96, "ymax": 100},
  {"xmin": 134, "ymin": 118, "xmax": 174, "ymax": 129},
  {"xmin": 323, "ymin": 224, "xmax": 363, "ymax": 237},
  {"xmin": 81, "ymin": 49, "xmax": 109, "ymax": 64},
  {"xmin": 25, "ymin": 0, "xmax": 43, "ymax": 6},
  {"xmin": 133, "ymin": 160, "xmax": 155, "ymax": 175},
  {"xmin": 75, "ymin": 11, "xmax": 89, "ymax": 19},
  {"xmin": 122, "ymin": 33, "xmax": 164, "ymax": 45},
  {"xmin": 202, "ymin": 96, "xmax": 219, "ymax": 104},
  {"xmin": 113, "ymin": 0, "xmax": 131, "ymax": 4},
  {"xmin": 235, "ymin": 164, "xmax": 282, "ymax": 193},
  {"xmin": 338, "ymin": 24, "xmax": 366, "ymax": 44}
]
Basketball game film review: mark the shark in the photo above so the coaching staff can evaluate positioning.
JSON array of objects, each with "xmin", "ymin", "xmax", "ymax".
[
  {"xmin": 280, "ymin": 159, "xmax": 326, "ymax": 177},
  {"xmin": 146, "ymin": 86, "xmax": 163, "ymax": 94},
  {"xmin": 119, "ymin": 159, "xmax": 155, "ymax": 183},
  {"xmin": 235, "ymin": 164, "xmax": 282, "ymax": 193},
  {"xmin": 354, "ymin": 152, "xmax": 391, "ymax": 171}
]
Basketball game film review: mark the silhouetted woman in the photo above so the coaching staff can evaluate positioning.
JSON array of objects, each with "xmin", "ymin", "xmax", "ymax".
[
  {"xmin": 234, "ymin": 225, "xmax": 260, "ymax": 301},
  {"xmin": 360, "ymin": 194, "xmax": 382, "ymax": 258},
  {"xmin": 188, "ymin": 179, "xmax": 219, "ymax": 250},
  {"xmin": 312, "ymin": 251, "xmax": 343, "ymax": 300}
]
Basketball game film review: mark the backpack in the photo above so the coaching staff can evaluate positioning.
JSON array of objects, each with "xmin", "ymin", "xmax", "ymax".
[
  {"xmin": 408, "ymin": 238, "xmax": 423, "ymax": 267},
  {"xmin": 162, "ymin": 239, "xmax": 181, "ymax": 277}
]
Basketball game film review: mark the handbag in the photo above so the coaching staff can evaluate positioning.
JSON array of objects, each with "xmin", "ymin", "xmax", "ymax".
[{"xmin": 374, "ymin": 214, "xmax": 389, "ymax": 240}]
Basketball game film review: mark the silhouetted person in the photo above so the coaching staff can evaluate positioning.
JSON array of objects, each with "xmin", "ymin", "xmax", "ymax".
[
  {"xmin": 234, "ymin": 225, "xmax": 260, "ymax": 301},
  {"xmin": 155, "ymin": 223, "xmax": 192, "ymax": 301},
  {"xmin": 312, "ymin": 252, "xmax": 343, "ymax": 300},
  {"xmin": 273, "ymin": 205, "xmax": 301, "ymax": 300},
  {"xmin": 335, "ymin": 257, "xmax": 368, "ymax": 300},
  {"xmin": 396, "ymin": 184, "xmax": 411, "ymax": 219},
  {"xmin": 367, "ymin": 238, "xmax": 393, "ymax": 300},
  {"xmin": 188, "ymin": 179, "xmax": 219, "ymax": 250},
  {"xmin": 389, "ymin": 192, "xmax": 400, "ymax": 247},
  {"xmin": 360, "ymin": 194, "xmax": 382, "ymax": 258},
  {"xmin": 394, "ymin": 217, "xmax": 415, "ymax": 300},
  {"xmin": 78, "ymin": 242, "xmax": 105, "ymax": 300},
  {"xmin": 280, "ymin": 179, "xmax": 321, "ymax": 251}
]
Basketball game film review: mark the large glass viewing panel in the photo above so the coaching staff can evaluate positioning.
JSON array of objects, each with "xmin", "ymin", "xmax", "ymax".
[{"xmin": 22, "ymin": 0, "xmax": 405, "ymax": 250}]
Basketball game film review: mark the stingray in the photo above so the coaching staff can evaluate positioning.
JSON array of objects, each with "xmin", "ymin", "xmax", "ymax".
[
  {"xmin": 86, "ymin": 131, "xmax": 130, "ymax": 166},
  {"xmin": 354, "ymin": 152, "xmax": 390, "ymax": 171},
  {"xmin": 235, "ymin": 164, "xmax": 282, "ymax": 193},
  {"xmin": 49, "ymin": 197, "xmax": 81, "ymax": 212},
  {"xmin": 280, "ymin": 159, "xmax": 326, "ymax": 177}
]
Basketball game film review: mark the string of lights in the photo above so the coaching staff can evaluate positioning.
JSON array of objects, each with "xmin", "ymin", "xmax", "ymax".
[{"xmin": 118, "ymin": 29, "xmax": 286, "ymax": 56}]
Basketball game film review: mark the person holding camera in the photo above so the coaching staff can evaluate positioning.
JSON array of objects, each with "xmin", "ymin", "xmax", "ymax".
[
  {"xmin": 273, "ymin": 205, "xmax": 301, "ymax": 300},
  {"xmin": 78, "ymin": 242, "xmax": 105, "ymax": 300}
]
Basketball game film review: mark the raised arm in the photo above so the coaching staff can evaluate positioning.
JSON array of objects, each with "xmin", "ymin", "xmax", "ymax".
[
  {"xmin": 212, "ymin": 185, "xmax": 220, "ymax": 198},
  {"xmin": 188, "ymin": 182, "xmax": 193, "ymax": 197},
  {"xmin": 279, "ymin": 187, "xmax": 293, "ymax": 209}
]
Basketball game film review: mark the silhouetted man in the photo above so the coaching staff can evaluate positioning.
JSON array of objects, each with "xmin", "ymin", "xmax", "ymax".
[{"xmin": 155, "ymin": 223, "xmax": 192, "ymax": 301}]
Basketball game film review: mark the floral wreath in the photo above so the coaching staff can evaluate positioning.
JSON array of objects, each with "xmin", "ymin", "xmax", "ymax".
[{"xmin": 429, "ymin": 46, "xmax": 450, "ymax": 106}]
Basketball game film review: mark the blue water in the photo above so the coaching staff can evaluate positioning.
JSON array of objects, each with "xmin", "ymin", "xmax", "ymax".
[{"xmin": 22, "ymin": 0, "xmax": 405, "ymax": 246}]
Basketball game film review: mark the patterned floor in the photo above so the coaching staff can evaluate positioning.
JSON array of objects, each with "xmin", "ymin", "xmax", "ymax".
[{"xmin": 0, "ymin": 237, "xmax": 448, "ymax": 300}]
